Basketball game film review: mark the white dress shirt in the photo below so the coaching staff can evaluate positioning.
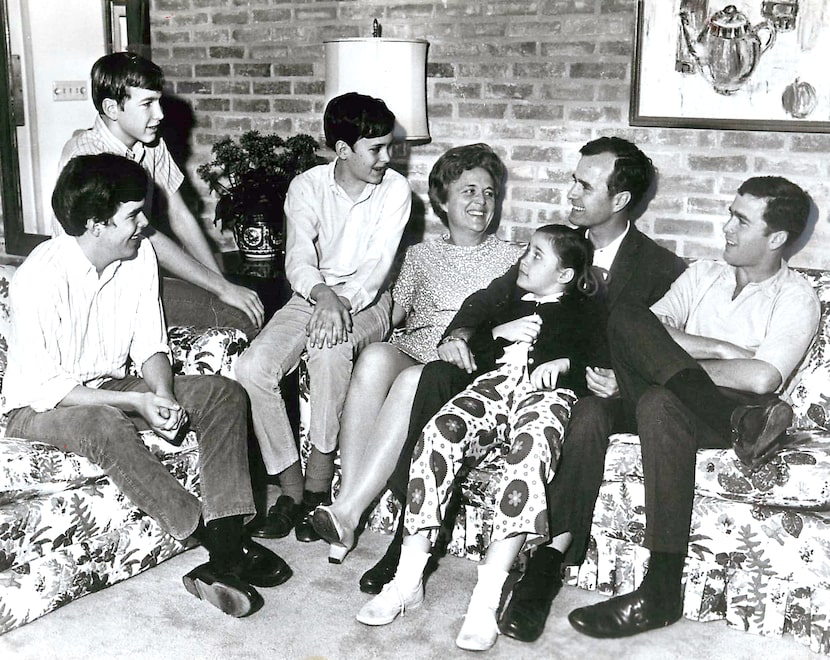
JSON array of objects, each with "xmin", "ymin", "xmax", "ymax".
[
  {"xmin": 283, "ymin": 160, "xmax": 412, "ymax": 313},
  {"xmin": 2, "ymin": 235, "xmax": 169, "ymax": 413}
]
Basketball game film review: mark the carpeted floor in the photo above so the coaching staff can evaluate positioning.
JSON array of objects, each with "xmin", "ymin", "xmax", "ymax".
[{"xmin": 0, "ymin": 529, "xmax": 821, "ymax": 660}]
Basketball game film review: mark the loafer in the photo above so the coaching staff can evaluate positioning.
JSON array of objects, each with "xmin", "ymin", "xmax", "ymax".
[
  {"xmin": 498, "ymin": 572, "xmax": 561, "ymax": 642},
  {"xmin": 295, "ymin": 490, "xmax": 331, "ymax": 543},
  {"xmin": 730, "ymin": 397, "xmax": 793, "ymax": 470},
  {"xmin": 456, "ymin": 603, "xmax": 499, "ymax": 651},
  {"xmin": 356, "ymin": 579, "xmax": 424, "ymax": 626},
  {"xmin": 239, "ymin": 538, "xmax": 293, "ymax": 588},
  {"xmin": 568, "ymin": 588, "xmax": 682, "ymax": 638},
  {"xmin": 182, "ymin": 562, "xmax": 264, "ymax": 618},
  {"xmin": 249, "ymin": 495, "xmax": 302, "ymax": 539}
]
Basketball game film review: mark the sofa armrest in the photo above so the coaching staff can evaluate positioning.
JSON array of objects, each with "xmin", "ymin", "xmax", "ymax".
[{"xmin": 168, "ymin": 326, "xmax": 250, "ymax": 378}]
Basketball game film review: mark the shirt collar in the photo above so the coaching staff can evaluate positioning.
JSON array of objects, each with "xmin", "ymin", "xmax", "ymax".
[
  {"xmin": 521, "ymin": 291, "xmax": 563, "ymax": 304},
  {"xmin": 60, "ymin": 233, "xmax": 122, "ymax": 286},
  {"xmin": 327, "ymin": 159, "xmax": 376, "ymax": 203},
  {"xmin": 723, "ymin": 260, "xmax": 790, "ymax": 298},
  {"xmin": 93, "ymin": 115, "xmax": 145, "ymax": 164},
  {"xmin": 588, "ymin": 222, "xmax": 630, "ymax": 271}
]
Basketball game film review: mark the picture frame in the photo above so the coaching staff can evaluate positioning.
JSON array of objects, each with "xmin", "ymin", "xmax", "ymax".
[{"xmin": 630, "ymin": 0, "xmax": 830, "ymax": 132}]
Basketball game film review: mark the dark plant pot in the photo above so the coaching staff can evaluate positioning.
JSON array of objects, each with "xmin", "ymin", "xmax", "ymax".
[{"xmin": 232, "ymin": 213, "xmax": 283, "ymax": 262}]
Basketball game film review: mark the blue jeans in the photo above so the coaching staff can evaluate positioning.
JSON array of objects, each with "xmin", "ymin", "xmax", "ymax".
[
  {"xmin": 236, "ymin": 292, "xmax": 392, "ymax": 474},
  {"xmin": 161, "ymin": 277, "xmax": 259, "ymax": 339},
  {"xmin": 5, "ymin": 375, "xmax": 255, "ymax": 540}
]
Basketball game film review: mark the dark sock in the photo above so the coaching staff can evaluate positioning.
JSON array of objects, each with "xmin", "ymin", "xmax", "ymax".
[
  {"xmin": 304, "ymin": 446, "xmax": 336, "ymax": 494},
  {"xmin": 664, "ymin": 369, "xmax": 735, "ymax": 435},
  {"xmin": 528, "ymin": 546, "xmax": 564, "ymax": 578},
  {"xmin": 641, "ymin": 551, "xmax": 684, "ymax": 603},
  {"xmin": 277, "ymin": 461, "xmax": 304, "ymax": 504},
  {"xmin": 199, "ymin": 515, "xmax": 245, "ymax": 571}
]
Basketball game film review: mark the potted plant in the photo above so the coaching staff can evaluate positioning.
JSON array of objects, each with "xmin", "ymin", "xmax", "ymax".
[{"xmin": 197, "ymin": 130, "xmax": 320, "ymax": 261}]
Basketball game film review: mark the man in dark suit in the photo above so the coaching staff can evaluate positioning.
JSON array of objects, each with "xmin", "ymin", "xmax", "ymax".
[
  {"xmin": 359, "ymin": 138, "xmax": 687, "ymax": 607},
  {"xmin": 496, "ymin": 137, "xmax": 686, "ymax": 642}
]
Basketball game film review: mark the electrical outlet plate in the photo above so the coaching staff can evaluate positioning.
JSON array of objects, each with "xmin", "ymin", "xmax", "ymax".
[{"xmin": 52, "ymin": 81, "xmax": 87, "ymax": 102}]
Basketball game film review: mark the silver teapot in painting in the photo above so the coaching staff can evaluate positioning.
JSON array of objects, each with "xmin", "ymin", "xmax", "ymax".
[{"xmin": 681, "ymin": 4, "xmax": 777, "ymax": 95}]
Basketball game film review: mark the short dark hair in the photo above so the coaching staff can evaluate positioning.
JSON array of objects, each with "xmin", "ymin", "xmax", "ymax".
[
  {"xmin": 579, "ymin": 137, "xmax": 655, "ymax": 212},
  {"xmin": 737, "ymin": 176, "xmax": 810, "ymax": 246},
  {"xmin": 52, "ymin": 154, "xmax": 147, "ymax": 236},
  {"xmin": 91, "ymin": 52, "xmax": 164, "ymax": 114},
  {"xmin": 428, "ymin": 143, "xmax": 506, "ymax": 225},
  {"xmin": 323, "ymin": 92, "xmax": 396, "ymax": 150}
]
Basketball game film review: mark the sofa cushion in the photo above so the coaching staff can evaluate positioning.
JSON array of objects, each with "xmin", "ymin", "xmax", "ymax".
[{"xmin": 603, "ymin": 432, "xmax": 830, "ymax": 510}]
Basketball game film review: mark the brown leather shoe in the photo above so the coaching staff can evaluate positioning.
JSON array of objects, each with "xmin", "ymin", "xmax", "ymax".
[{"xmin": 730, "ymin": 397, "xmax": 793, "ymax": 470}]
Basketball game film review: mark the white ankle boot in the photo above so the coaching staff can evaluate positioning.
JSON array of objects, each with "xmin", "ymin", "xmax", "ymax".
[
  {"xmin": 455, "ymin": 564, "xmax": 507, "ymax": 650},
  {"xmin": 356, "ymin": 578, "xmax": 424, "ymax": 625},
  {"xmin": 356, "ymin": 543, "xmax": 429, "ymax": 626}
]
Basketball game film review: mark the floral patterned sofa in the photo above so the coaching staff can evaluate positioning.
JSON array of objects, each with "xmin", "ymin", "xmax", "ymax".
[
  {"xmin": 562, "ymin": 267, "xmax": 830, "ymax": 656},
  {"xmin": 0, "ymin": 263, "xmax": 249, "ymax": 635}
]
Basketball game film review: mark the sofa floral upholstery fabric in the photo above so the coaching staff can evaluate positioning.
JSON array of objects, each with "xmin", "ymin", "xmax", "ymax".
[
  {"xmin": 0, "ymin": 263, "xmax": 250, "ymax": 635},
  {"xmin": 563, "ymin": 266, "xmax": 830, "ymax": 656}
]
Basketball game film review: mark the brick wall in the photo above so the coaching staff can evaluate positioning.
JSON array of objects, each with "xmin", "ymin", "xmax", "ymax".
[{"xmin": 150, "ymin": 0, "xmax": 830, "ymax": 269}]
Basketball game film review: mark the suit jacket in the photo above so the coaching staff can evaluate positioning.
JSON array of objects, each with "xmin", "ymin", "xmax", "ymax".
[{"xmin": 444, "ymin": 226, "xmax": 686, "ymax": 341}]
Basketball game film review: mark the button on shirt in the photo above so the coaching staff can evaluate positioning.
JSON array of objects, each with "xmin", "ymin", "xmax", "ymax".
[
  {"xmin": 2, "ymin": 235, "xmax": 170, "ymax": 413},
  {"xmin": 650, "ymin": 260, "xmax": 820, "ymax": 388},
  {"xmin": 284, "ymin": 160, "xmax": 412, "ymax": 313}
]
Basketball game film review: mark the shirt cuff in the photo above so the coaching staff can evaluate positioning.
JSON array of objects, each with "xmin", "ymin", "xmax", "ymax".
[{"xmin": 28, "ymin": 378, "xmax": 80, "ymax": 413}]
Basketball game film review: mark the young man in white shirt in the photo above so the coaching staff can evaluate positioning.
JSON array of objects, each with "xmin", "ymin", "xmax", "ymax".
[
  {"xmin": 237, "ymin": 92, "xmax": 412, "ymax": 542},
  {"xmin": 4, "ymin": 154, "xmax": 290, "ymax": 617},
  {"xmin": 59, "ymin": 52, "xmax": 264, "ymax": 336}
]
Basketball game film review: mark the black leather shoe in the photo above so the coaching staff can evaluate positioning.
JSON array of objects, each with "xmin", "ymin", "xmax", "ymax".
[
  {"xmin": 568, "ymin": 588, "xmax": 682, "ymax": 638},
  {"xmin": 499, "ymin": 572, "xmax": 562, "ymax": 642},
  {"xmin": 295, "ymin": 490, "xmax": 330, "ymax": 543},
  {"xmin": 359, "ymin": 536, "xmax": 401, "ymax": 594},
  {"xmin": 238, "ymin": 538, "xmax": 293, "ymax": 587},
  {"xmin": 182, "ymin": 562, "xmax": 264, "ymax": 618},
  {"xmin": 731, "ymin": 397, "xmax": 793, "ymax": 469},
  {"xmin": 249, "ymin": 496, "xmax": 302, "ymax": 539}
]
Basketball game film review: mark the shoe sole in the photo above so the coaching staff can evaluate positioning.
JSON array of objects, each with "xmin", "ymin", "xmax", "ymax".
[
  {"xmin": 182, "ymin": 574, "xmax": 263, "ymax": 617},
  {"xmin": 734, "ymin": 401, "xmax": 793, "ymax": 469},
  {"xmin": 311, "ymin": 507, "xmax": 344, "ymax": 546}
]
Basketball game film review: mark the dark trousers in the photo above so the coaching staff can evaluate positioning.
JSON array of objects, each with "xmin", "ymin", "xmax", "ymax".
[
  {"xmin": 547, "ymin": 395, "xmax": 632, "ymax": 565},
  {"xmin": 609, "ymin": 306, "xmax": 764, "ymax": 554},
  {"xmin": 387, "ymin": 360, "xmax": 479, "ymax": 501}
]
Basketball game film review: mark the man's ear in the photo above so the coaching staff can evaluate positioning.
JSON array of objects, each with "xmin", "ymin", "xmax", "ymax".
[
  {"xmin": 86, "ymin": 219, "xmax": 102, "ymax": 236},
  {"xmin": 559, "ymin": 267, "xmax": 575, "ymax": 285},
  {"xmin": 768, "ymin": 229, "xmax": 789, "ymax": 251},
  {"xmin": 611, "ymin": 190, "xmax": 631, "ymax": 214},
  {"xmin": 334, "ymin": 139, "xmax": 353, "ymax": 159},
  {"xmin": 101, "ymin": 98, "xmax": 120, "ymax": 121}
]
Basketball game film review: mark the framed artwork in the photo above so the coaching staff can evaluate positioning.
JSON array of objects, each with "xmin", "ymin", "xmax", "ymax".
[{"xmin": 630, "ymin": 0, "xmax": 830, "ymax": 132}]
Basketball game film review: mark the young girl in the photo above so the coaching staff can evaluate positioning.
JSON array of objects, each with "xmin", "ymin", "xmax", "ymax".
[{"xmin": 354, "ymin": 225, "xmax": 608, "ymax": 651}]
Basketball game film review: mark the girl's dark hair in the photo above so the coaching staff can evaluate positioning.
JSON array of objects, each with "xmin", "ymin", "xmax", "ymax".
[
  {"xmin": 428, "ymin": 143, "xmax": 506, "ymax": 225},
  {"xmin": 52, "ymin": 154, "xmax": 147, "ymax": 236},
  {"xmin": 534, "ymin": 224, "xmax": 600, "ymax": 297}
]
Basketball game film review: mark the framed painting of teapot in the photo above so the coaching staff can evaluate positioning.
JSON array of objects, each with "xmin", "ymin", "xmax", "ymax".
[{"xmin": 631, "ymin": 0, "xmax": 830, "ymax": 132}]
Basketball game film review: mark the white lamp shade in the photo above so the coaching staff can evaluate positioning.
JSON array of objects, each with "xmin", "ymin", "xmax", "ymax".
[{"xmin": 324, "ymin": 38, "xmax": 430, "ymax": 141}]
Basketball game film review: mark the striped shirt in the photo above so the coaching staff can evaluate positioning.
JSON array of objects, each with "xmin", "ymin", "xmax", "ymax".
[
  {"xmin": 2, "ymin": 234, "xmax": 170, "ymax": 413},
  {"xmin": 52, "ymin": 115, "xmax": 184, "ymax": 235}
]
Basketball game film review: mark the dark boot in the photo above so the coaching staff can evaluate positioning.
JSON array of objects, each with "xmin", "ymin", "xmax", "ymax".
[
  {"xmin": 295, "ymin": 490, "xmax": 331, "ymax": 543},
  {"xmin": 499, "ymin": 546, "xmax": 564, "ymax": 642},
  {"xmin": 186, "ymin": 516, "xmax": 264, "ymax": 617},
  {"xmin": 359, "ymin": 513, "xmax": 404, "ymax": 594}
]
